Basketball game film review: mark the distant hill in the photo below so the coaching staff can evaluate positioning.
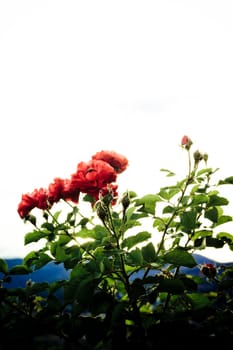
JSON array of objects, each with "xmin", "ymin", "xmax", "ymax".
[{"xmin": 1, "ymin": 254, "xmax": 232, "ymax": 293}]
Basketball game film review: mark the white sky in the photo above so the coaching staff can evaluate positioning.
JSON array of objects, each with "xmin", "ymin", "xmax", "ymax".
[{"xmin": 1, "ymin": 0, "xmax": 233, "ymax": 261}]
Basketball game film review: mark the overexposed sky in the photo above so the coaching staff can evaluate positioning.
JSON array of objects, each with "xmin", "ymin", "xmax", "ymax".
[{"xmin": 1, "ymin": 0, "xmax": 233, "ymax": 261}]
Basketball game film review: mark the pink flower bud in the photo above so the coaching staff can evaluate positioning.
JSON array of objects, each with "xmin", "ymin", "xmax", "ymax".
[{"xmin": 181, "ymin": 135, "xmax": 193, "ymax": 150}]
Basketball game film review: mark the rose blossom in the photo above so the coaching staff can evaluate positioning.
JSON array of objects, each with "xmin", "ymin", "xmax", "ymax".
[
  {"xmin": 70, "ymin": 159, "xmax": 117, "ymax": 198},
  {"xmin": 17, "ymin": 188, "xmax": 49, "ymax": 219},
  {"xmin": 92, "ymin": 150, "xmax": 128, "ymax": 174},
  {"xmin": 48, "ymin": 177, "xmax": 80, "ymax": 204}
]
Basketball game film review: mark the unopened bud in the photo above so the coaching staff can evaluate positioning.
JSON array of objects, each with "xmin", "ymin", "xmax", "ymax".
[
  {"xmin": 96, "ymin": 202, "xmax": 108, "ymax": 222},
  {"xmin": 181, "ymin": 135, "xmax": 193, "ymax": 150},
  {"xmin": 193, "ymin": 150, "xmax": 203, "ymax": 164},
  {"xmin": 101, "ymin": 193, "xmax": 114, "ymax": 206},
  {"xmin": 203, "ymin": 153, "xmax": 208, "ymax": 163},
  {"xmin": 121, "ymin": 192, "xmax": 130, "ymax": 211}
]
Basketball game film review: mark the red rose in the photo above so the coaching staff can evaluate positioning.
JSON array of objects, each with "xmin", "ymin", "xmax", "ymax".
[
  {"xmin": 70, "ymin": 160, "xmax": 117, "ymax": 194},
  {"xmin": 48, "ymin": 178, "xmax": 80, "ymax": 204},
  {"xmin": 92, "ymin": 150, "xmax": 128, "ymax": 174},
  {"xmin": 17, "ymin": 188, "xmax": 49, "ymax": 219}
]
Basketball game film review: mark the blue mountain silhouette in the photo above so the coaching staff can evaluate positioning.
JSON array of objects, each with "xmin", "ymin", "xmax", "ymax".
[{"xmin": 1, "ymin": 254, "xmax": 232, "ymax": 293}]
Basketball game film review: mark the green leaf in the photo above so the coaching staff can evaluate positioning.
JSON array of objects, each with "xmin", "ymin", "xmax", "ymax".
[
  {"xmin": 192, "ymin": 230, "xmax": 213, "ymax": 241},
  {"xmin": 141, "ymin": 242, "xmax": 157, "ymax": 263},
  {"xmin": 218, "ymin": 176, "xmax": 233, "ymax": 185},
  {"xmin": 188, "ymin": 292, "xmax": 213, "ymax": 310},
  {"xmin": 52, "ymin": 243, "xmax": 69, "ymax": 261},
  {"xmin": 83, "ymin": 193, "xmax": 96, "ymax": 204},
  {"xmin": 162, "ymin": 205, "xmax": 175, "ymax": 214},
  {"xmin": 163, "ymin": 248, "xmax": 197, "ymax": 268},
  {"xmin": 153, "ymin": 218, "xmax": 165, "ymax": 231},
  {"xmin": 54, "ymin": 210, "xmax": 62, "ymax": 219},
  {"xmin": 180, "ymin": 209, "xmax": 197, "ymax": 231},
  {"xmin": 125, "ymin": 206, "xmax": 137, "ymax": 221},
  {"xmin": 126, "ymin": 248, "xmax": 143, "ymax": 266},
  {"xmin": 207, "ymin": 194, "xmax": 229, "ymax": 207},
  {"xmin": 191, "ymin": 194, "xmax": 209, "ymax": 206},
  {"xmin": 24, "ymin": 251, "xmax": 39, "ymax": 267},
  {"xmin": 122, "ymin": 231, "xmax": 151, "ymax": 250},
  {"xmin": 216, "ymin": 231, "xmax": 233, "ymax": 244},
  {"xmin": 34, "ymin": 253, "xmax": 52, "ymax": 269},
  {"xmin": 206, "ymin": 236, "xmax": 225, "ymax": 248},
  {"xmin": 27, "ymin": 282, "xmax": 49, "ymax": 294},
  {"xmin": 158, "ymin": 279, "xmax": 184, "ymax": 294},
  {"xmin": 160, "ymin": 168, "xmax": 176, "ymax": 177},
  {"xmin": 0, "ymin": 259, "xmax": 8, "ymax": 274},
  {"xmin": 93, "ymin": 225, "xmax": 109, "ymax": 240},
  {"xmin": 77, "ymin": 228, "xmax": 96, "ymax": 239},
  {"xmin": 159, "ymin": 187, "xmax": 180, "ymax": 201},
  {"xmin": 24, "ymin": 230, "xmax": 48, "ymax": 245},
  {"xmin": 205, "ymin": 207, "xmax": 218, "ymax": 223},
  {"xmin": 135, "ymin": 194, "xmax": 161, "ymax": 215},
  {"xmin": 41, "ymin": 222, "xmax": 54, "ymax": 232},
  {"xmin": 10, "ymin": 265, "xmax": 32, "ymax": 275},
  {"xmin": 196, "ymin": 168, "xmax": 213, "ymax": 176},
  {"xmin": 216, "ymin": 215, "xmax": 233, "ymax": 226}
]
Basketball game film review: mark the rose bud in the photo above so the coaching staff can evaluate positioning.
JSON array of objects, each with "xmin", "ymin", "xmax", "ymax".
[{"xmin": 181, "ymin": 135, "xmax": 193, "ymax": 150}]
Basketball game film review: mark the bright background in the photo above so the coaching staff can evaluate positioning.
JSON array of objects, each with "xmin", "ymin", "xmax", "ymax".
[{"xmin": 1, "ymin": 0, "xmax": 233, "ymax": 261}]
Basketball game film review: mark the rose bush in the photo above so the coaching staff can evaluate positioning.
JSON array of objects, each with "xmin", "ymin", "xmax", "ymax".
[{"xmin": 0, "ymin": 137, "xmax": 233, "ymax": 349}]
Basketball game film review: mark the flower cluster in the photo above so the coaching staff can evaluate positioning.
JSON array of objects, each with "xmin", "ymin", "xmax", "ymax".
[
  {"xmin": 4, "ymin": 135, "xmax": 233, "ymax": 348},
  {"xmin": 17, "ymin": 150, "xmax": 128, "ymax": 219}
]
